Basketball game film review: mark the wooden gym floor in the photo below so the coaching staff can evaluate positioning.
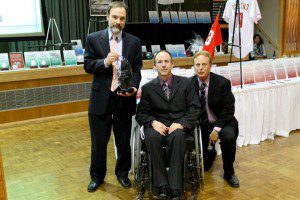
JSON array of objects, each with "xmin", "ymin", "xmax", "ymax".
[{"xmin": 0, "ymin": 114, "xmax": 299, "ymax": 200}]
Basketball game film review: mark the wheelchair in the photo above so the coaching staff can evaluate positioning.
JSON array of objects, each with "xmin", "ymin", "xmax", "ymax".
[{"xmin": 132, "ymin": 123, "xmax": 204, "ymax": 200}]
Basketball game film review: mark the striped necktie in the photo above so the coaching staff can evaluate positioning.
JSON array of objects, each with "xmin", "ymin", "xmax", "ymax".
[
  {"xmin": 163, "ymin": 82, "xmax": 170, "ymax": 99},
  {"xmin": 199, "ymin": 82, "xmax": 209, "ymax": 126}
]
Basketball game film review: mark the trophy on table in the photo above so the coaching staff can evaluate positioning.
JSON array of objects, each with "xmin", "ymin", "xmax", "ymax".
[{"xmin": 118, "ymin": 58, "xmax": 133, "ymax": 94}]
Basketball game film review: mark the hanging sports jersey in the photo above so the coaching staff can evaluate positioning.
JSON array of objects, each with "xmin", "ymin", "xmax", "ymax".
[
  {"xmin": 158, "ymin": 0, "xmax": 184, "ymax": 5},
  {"xmin": 223, "ymin": 0, "xmax": 262, "ymax": 58}
]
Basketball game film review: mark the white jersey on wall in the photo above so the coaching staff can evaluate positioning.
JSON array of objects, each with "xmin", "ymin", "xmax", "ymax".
[
  {"xmin": 223, "ymin": 0, "xmax": 261, "ymax": 58},
  {"xmin": 158, "ymin": 0, "xmax": 184, "ymax": 5}
]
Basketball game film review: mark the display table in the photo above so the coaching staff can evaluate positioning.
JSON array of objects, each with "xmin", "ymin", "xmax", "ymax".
[
  {"xmin": 0, "ymin": 66, "xmax": 92, "ymax": 124},
  {"xmin": 0, "ymin": 146, "xmax": 7, "ymax": 200},
  {"xmin": 233, "ymin": 78, "xmax": 300, "ymax": 147}
]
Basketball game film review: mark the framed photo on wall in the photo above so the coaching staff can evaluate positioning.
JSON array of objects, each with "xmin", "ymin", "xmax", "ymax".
[{"xmin": 89, "ymin": 0, "xmax": 112, "ymax": 17}]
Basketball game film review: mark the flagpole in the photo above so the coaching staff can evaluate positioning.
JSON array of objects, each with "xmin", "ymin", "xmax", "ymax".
[
  {"xmin": 229, "ymin": 0, "xmax": 243, "ymax": 89},
  {"xmin": 237, "ymin": 0, "xmax": 243, "ymax": 89}
]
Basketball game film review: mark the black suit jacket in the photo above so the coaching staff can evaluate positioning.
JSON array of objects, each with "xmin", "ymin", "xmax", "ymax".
[
  {"xmin": 191, "ymin": 72, "xmax": 238, "ymax": 131},
  {"xmin": 136, "ymin": 75, "xmax": 200, "ymax": 130},
  {"xmin": 84, "ymin": 29, "xmax": 142, "ymax": 115}
]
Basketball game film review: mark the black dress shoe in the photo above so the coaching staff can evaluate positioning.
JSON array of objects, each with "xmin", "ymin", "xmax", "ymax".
[
  {"xmin": 117, "ymin": 176, "xmax": 132, "ymax": 188},
  {"xmin": 158, "ymin": 186, "xmax": 168, "ymax": 199},
  {"xmin": 171, "ymin": 189, "xmax": 182, "ymax": 200},
  {"xmin": 224, "ymin": 174, "xmax": 240, "ymax": 188},
  {"xmin": 87, "ymin": 180, "xmax": 103, "ymax": 192}
]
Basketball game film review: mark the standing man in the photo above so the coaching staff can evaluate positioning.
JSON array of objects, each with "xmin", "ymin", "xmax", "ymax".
[
  {"xmin": 191, "ymin": 50, "xmax": 240, "ymax": 188},
  {"xmin": 84, "ymin": 1, "xmax": 142, "ymax": 192},
  {"xmin": 136, "ymin": 50, "xmax": 200, "ymax": 199}
]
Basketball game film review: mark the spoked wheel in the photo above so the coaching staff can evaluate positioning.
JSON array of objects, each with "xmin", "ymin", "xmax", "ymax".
[
  {"xmin": 133, "ymin": 126, "xmax": 146, "ymax": 200},
  {"xmin": 133, "ymin": 125, "xmax": 142, "ymax": 182},
  {"xmin": 198, "ymin": 126, "xmax": 205, "ymax": 186},
  {"xmin": 194, "ymin": 126, "xmax": 202, "ymax": 185}
]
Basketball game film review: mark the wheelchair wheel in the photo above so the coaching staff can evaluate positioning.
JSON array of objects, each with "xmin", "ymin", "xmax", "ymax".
[
  {"xmin": 194, "ymin": 125, "xmax": 204, "ymax": 186},
  {"xmin": 133, "ymin": 125, "xmax": 142, "ymax": 181},
  {"xmin": 198, "ymin": 126, "xmax": 205, "ymax": 185}
]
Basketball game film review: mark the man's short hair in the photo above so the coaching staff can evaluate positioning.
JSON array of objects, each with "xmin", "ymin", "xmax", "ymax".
[
  {"xmin": 153, "ymin": 50, "xmax": 173, "ymax": 66},
  {"xmin": 107, "ymin": 1, "xmax": 128, "ymax": 15},
  {"xmin": 193, "ymin": 50, "xmax": 212, "ymax": 65}
]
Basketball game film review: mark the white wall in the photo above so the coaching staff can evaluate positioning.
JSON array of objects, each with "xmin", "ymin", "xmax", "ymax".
[{"xmin": 255, "ymin": 0, "xmax": 280, "ymax": 58}]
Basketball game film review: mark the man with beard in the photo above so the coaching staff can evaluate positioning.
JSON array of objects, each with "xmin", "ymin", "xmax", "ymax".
[{"xmin": 84, "ymin": 1, "xmax": 142, "ymax": 192}]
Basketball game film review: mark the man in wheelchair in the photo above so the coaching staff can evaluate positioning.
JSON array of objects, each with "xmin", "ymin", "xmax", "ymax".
[{"xmin": 136, "ymin": 50, "xmax": 200, "ymax": 199}]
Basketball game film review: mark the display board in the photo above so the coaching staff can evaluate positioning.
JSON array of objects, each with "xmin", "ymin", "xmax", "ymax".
[{"xmin": 89, "ymin": 0, "xmax": 112, "ymax": 17}]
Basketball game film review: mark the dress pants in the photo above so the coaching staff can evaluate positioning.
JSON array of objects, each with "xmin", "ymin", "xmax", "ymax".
[
  {"xmin": 201, "ymin": 123, "xmax": 238, "ymax": 176},
  {"xmin": 144, "ymin": 128, "xmax": 186, "ymax": 190},
  {"xmin": 89, "ymin": 91, "xmax": 132, "ymax": 182}
]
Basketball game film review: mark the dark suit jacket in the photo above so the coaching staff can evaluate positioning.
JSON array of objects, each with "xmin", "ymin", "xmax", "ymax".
[
  {"xmin": 136, "ymin": 75, "xmax": 200, "ymax": 130},
  {"xmin": 191, "ymin": 72, "xmax": 238, "ymax": 131},
  {"xmin": 84, "ymin": 29, "xmax": 142, "ymax": 116}
]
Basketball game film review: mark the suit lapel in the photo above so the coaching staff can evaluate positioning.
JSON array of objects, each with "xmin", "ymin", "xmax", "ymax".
[
  {"xmin": 193, "ymin": 73, "xmax": 216, "ymax": 103},
  {"xmin": 152, "ymin": 78, "xmax": 169, "ymax": 102},
  {"xmin": 99, "ymin": 29, "xmax": 110, "ymax": 56},
  {"xmin": 208, "ymin": 73, "xmax": 217, "ymax": 105},
  {"xmin": 122, "ymin": 31, "xmax": 130, "ymax": 59},
  {"xmin": 168, "ymin": 76, "xmax": 180, "ymax": 101},
  {"xmin": 193, "ymin": 76, "xmax": 200, "ymax": 97}
]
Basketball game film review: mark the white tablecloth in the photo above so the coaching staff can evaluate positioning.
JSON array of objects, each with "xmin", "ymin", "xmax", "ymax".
[{"xmin": 232, "ymin": 78, "xmax": 300, "ymax": 147}]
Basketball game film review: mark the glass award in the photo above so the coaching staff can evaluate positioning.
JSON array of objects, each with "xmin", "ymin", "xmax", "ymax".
[{"xmin": 118, "ymin": 58, "xmax": 133, "ymax": 94}]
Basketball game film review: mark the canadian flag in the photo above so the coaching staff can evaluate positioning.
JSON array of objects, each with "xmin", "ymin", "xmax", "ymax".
[{"xmin": 202, "ymin": 13, "xmax": 223, "ymax": 59}]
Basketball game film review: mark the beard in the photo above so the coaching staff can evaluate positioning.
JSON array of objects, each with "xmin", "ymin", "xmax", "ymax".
[{"xmin": 110, "ymin": 24, "xmax": 124, "ymax": 34}]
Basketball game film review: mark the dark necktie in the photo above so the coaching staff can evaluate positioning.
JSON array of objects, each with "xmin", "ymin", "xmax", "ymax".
[
  {"xmin": 199, "ymin": 82, "xmax": 209, "ymax": 126},
  {"xmin": 163, "ymin": 82, "xmax": 170, "ymax": 99}
]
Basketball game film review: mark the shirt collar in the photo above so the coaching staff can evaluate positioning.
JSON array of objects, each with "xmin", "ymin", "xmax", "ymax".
[
  {"xmin": 108, "ymin": 28, "xmax": 122, "ymax": 42},
  {"xmin": 197, "ymin": 74, "xmax": 210, "ymax": 87},
  {"xmin": 159, "ymin": 74, "xmax": 173, "ymax": 87}
]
